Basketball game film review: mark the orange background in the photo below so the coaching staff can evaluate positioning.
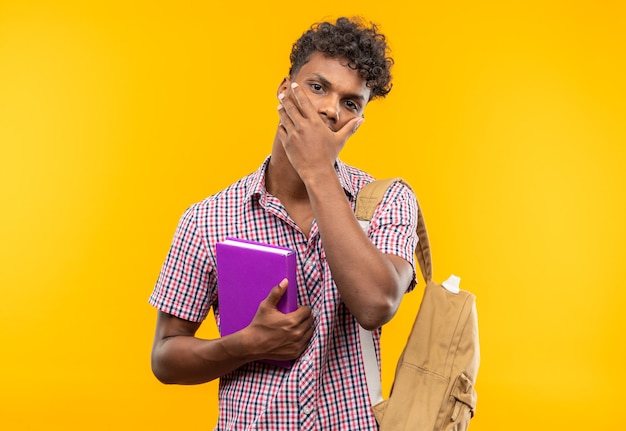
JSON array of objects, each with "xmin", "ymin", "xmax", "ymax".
[{"xmin": 1, "ymin": 1, "xmax": 624, "ymax": 429}]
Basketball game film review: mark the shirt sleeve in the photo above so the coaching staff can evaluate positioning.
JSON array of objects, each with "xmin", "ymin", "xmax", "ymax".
[
  {"xmin": 148, "ymin": 204, "xmax": 213, "ymax": 322},
  {"xmin": 367, "ymin": 181, "xmax": 419, "ymax": 292}
]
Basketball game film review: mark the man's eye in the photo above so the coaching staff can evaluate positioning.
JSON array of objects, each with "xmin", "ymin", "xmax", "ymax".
[
  {"xmin": 345, "ymin": 100, "xmax": 359, "ymax": 112},
  {"xmin": 310, "ymin": 83, "xmax": 323, "ymax": 92}
]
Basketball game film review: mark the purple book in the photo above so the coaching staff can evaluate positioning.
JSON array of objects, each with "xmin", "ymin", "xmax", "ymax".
[{"xmin": 216, "ymin": 237, "xmax": 298, "ymax": 368}]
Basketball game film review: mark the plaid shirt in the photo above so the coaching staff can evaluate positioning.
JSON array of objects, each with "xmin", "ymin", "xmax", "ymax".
[{"xmin": 149, "ymin": 157, "xmax": 418, "ymax": 430}]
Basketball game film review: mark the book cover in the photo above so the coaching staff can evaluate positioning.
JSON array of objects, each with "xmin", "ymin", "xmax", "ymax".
[{"xmin": 216, "ymin": 237, "xmax": 298, "ymax": 368}]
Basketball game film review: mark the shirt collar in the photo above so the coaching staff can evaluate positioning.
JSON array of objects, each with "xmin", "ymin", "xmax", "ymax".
[
  {"xmin": 246, "ymin": 155, "xmax": 271, "ymax": 201},
  {"xmin": 334, "ymin": 158, "xmax": 357, "ymax": 199},
  {"xmin": 246, "ymin": 156, "xmax": 356, "ymax": 201}
]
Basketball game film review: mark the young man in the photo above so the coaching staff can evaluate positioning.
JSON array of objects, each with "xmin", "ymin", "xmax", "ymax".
[{"xmin": 149, "ymin": 17, "xmax": 418, "ymax": 430}]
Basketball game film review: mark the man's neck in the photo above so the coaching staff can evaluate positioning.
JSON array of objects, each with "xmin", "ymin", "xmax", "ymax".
[
  {"xmin": 266, "ymin": 137, "xmax": 309, "ymax": 203},
  {"xmin": 266, "ymin": 136, "xmax": 316, "ymax": 237}
]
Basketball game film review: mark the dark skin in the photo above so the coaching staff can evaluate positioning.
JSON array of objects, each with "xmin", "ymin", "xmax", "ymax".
[
  {"xmin": 151, "ymin": 279, "xmax": 313, "ymax": 384},
  {"xmin": 151, "ymin": 52, "xmax": 413, "ymax": 385}
]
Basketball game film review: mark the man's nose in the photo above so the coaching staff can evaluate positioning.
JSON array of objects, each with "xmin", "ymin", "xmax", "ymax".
[{"xmin": 319, "ymin": 95, "xmax": 339, "ymax": 123}]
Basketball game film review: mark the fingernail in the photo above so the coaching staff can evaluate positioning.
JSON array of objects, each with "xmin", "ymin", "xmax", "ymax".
[
  {"xmin": 278, "ymin": 92, "xmax": 285, "ymax": 100},
  {"xmin": 290, "ymin": 82, "xmax": 298, "ymax": 89},
  {"xmin": 277, "ymin": 104, "xmax": 283, "ymax": 110}
]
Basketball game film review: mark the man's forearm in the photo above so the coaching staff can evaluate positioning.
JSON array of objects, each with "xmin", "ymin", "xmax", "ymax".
[
  {"xmin": 303, "ymin": 169, "xmax": 410, "ymax": 330},
  {"xmin": 151, "ymin": 332, "xmax": 253, "ymax": 385}
]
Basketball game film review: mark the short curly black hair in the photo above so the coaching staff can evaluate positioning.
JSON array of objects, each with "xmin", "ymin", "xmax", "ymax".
[{"xmin": 289, "ymin": 17, "xmax": 394, "ymax": 100}]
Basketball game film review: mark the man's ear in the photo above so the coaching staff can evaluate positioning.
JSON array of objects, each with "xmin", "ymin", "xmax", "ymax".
[{"xmin": 277, "ymin": 77, "xmax": 289, "ymax": 97}]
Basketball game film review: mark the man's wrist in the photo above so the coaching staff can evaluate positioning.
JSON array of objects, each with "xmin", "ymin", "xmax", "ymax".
[
  {"xmin": 299, "ymin": 163, "xmax": 339, "ymax": 191},
  {"xmin": 218, "ymin": 328, "xmax": 258, "ymax": 364}
]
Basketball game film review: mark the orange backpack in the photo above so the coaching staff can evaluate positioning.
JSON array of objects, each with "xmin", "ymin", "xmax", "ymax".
[{"xmin": 356, "ymin": 178, "xmax": 480, "ymax": 431}]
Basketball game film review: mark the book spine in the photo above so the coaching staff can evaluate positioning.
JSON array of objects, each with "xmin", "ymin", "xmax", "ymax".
[{"xmin": 276, "ymin": 252, "xmax": 298, "ymax": 315}]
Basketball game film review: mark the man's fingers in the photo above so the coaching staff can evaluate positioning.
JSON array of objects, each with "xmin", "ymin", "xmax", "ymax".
[
  {"xmin": 277, "ymin": 103, "xmax": 289, "ymax": 129},
  {"xmin": 337, "ymin": 116, "xmax": 364, "ymax": 142},
  {"xmin": 287, "ymin": 81, "xmax": 309, "ymax": 117},
  {"xmin": 277, "ymin": 93, "xmax": 299, "ymax": 131},
  {"xmin": 279, "ymin": 80, "xmax": 314, "ymax": 119},
  {"xmin": 292, "ymin": 305, "xmax": 313, "ymax": 324},
  {"xmin": 264, "ymin": 279, "xmax": 288, "ymax": 308}
]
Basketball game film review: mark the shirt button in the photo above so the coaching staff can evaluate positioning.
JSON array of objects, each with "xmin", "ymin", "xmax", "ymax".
[{"xmin": 303, "ymin": 406, "xmax": 312, "ymax": 415}]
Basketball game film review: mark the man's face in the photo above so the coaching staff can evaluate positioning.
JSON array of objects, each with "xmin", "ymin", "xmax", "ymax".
[{"xmin": 289, "ymin": 52, "xmax": 370, "ymax": 132}]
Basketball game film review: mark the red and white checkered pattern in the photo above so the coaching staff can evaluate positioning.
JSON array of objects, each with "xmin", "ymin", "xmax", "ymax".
[{"xmin": 149, "ymin": 157, "xmax": 418, "ymax": 430}]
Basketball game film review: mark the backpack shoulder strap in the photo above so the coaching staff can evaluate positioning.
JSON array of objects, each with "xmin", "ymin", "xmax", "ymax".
[
  {"xmin": 356, "ymin": 177, "xmax": 433, "ymax": 407},
  {"xmin": 356, "ymin": 177, "xmax": 433, "ymax": 282}
]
